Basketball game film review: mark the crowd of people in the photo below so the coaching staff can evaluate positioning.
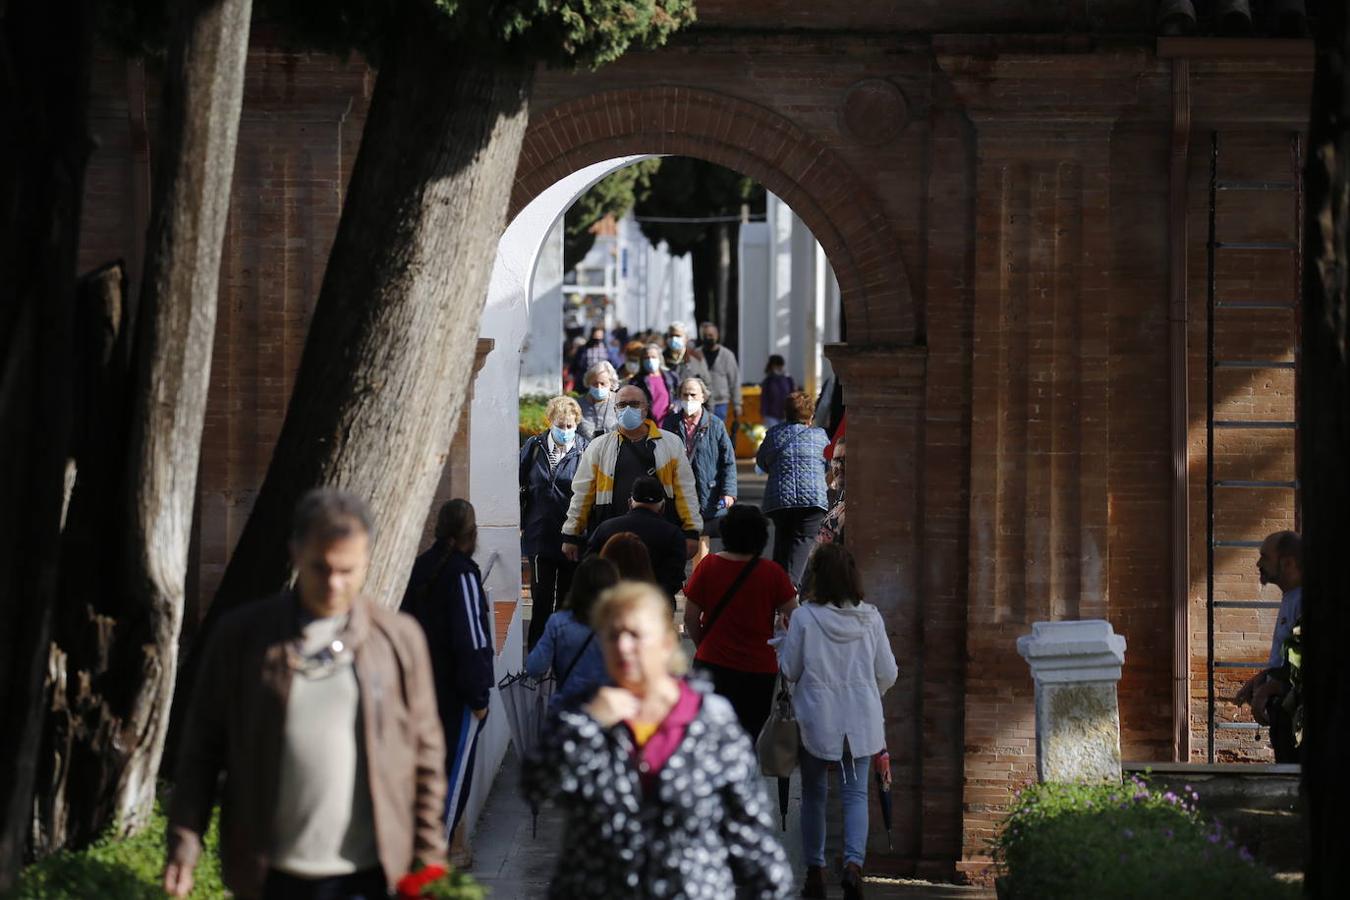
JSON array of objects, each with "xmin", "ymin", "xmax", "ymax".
[
  {"xmin": 518, "ymin": 319, "xmax": 888, "ymax": 898},
  {"xmin": 161, "ymin": 319, "xmax": 884, "ymax": 900}
]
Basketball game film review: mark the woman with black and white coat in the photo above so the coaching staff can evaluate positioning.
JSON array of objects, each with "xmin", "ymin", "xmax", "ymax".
[
  {"xmin": 777, "ymin": 543, "xmax": 898, "ymax": 900},
  {"xmin": 523, "ymin": 581, "xmax": 793, "ymax": 900}
]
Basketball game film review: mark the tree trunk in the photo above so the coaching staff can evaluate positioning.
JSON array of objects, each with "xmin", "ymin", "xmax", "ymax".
[
  {"xmin": 208, "ymin": 22, "xmax": 532, "ymax": 618},
  {"xmin": 1300, "ymin": 1, "xmax": 1350, "ymax": 893},
  {"xmin": 32, "ymin": 0, "xmax": 252, "ymax": 854},
  {"xmin": 0, "ymin": 2, "xmax": 92, "ymax": 887}
]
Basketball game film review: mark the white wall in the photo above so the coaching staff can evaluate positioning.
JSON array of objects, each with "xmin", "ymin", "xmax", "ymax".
[
  {"xmin": 464, "ymin": 155, "xmax": 648, "ymax": 836},
  {"xmin": 517, "ymin": 221, "xmax": 565, "ymax": 396},
  {"xmin": 738, "ymin": 192, "xmax": 840, "ymax": 399}
]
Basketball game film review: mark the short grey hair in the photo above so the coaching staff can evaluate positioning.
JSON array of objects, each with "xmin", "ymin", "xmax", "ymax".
[
  {"xmin": 679, "ymin": 376, "xmax": 709, "ymax": 400},
  {"xmin": 584, "ymin": 360, "xmax": 618, "ymax": 387},
  {"xmin": 290, "ymin": 488, "xmax": 373, "ymax": 546},
  {"xmin": 667, "ymin": 320, "xmax": 688, "ymax": 336}
]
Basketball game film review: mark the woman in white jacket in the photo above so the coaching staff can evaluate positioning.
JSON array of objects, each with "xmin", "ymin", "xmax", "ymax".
[{"xmin": 777, "ymin": 543, "xmax": 898, "ymax": 900}]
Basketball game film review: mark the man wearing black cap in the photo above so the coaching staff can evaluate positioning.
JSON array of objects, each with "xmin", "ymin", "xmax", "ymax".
[{"xmin": 586, "ymin": 476, "xmax": 688, "ymax": 601}]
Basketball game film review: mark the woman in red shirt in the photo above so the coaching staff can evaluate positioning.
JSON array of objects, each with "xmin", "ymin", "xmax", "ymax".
[{"xmin": 682, "ymin": 504, "xmax": 798, "ymax": 738}]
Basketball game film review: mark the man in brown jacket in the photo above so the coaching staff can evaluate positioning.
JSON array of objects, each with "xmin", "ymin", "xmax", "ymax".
[{"xmin": 164, "ymin": 489, "xmax": 447, "ymax": 899}]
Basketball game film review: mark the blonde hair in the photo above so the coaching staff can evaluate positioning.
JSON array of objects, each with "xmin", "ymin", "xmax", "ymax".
[
  {"xmin": 591, "ymin": 580, "xmax": 688, "ymax": 675},
  {"xmin": 545, "ymin": 395, "xmax": 582, "ymax": 425}
]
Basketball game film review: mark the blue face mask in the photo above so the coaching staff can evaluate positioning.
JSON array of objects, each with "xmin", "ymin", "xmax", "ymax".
[
  {"xmin": 589, "ymin": 385, "xmax": 608, "ymax": 400},
  {"xmin": 669, "ymin": 336, "xmax": 685, "ymax": 351},
  {"xmin": 550, "ymin": 425, "xmax": 575, "ymax": 445},
  {"xmin": 643, "ymin": 358, "xmax": 659, "ymax": 373},
  {"xmin": 617, "ymin": 406, "xmax": 644, "ymax": 431}
]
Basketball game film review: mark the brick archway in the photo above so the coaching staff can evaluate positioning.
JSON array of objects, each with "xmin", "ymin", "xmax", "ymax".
[{"xmin": 509, "ymin": 87, "xmax": 917, "ymax": 344}]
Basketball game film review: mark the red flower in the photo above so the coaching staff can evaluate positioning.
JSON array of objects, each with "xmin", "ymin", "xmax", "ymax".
[{"xmin": 395, "ymin": 864, "xmax": 448, "ymax": 899}]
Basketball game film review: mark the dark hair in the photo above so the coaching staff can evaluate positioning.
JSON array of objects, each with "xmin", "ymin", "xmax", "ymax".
[
  {"xmin": 566, "ymin": 557, "xmax": 620, "ymax": 623},
  {"xmin": 290, "ymin": 488, "xmax": 372, "ymax": 546},
  {"xmin": 786, "ymin": 390, "xmax": 815, "ymax": 424},
  {"xmin": 765, "ymin": 354, "xmax": 785, "ymax": 374},
  {"xmin": 1271, "ymin": 530, "xmax": 1303, "ymax": 568},
  {"xmin": 600, "ymin": 532, "xmax": 657, "ymax": 583},
  {"xmin": 720, "ymin": 504, "xmax": 769, "ymax": 556},
  {"xmin": 434, "ymin": 498, "xmax": 476, "ymax": 543},
  {"xmin": 801, "ymin": 543, "xmax": 864, "ymax": 607}
]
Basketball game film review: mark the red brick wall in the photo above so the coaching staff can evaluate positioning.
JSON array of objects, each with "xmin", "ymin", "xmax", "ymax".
[{"xmin": 77, "ymin": 26, "xmax": 1310, "ymax": 881}]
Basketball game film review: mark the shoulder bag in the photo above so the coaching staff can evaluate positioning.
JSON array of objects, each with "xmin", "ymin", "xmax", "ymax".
[{"xmin": 756, "ymin": 674, "xmax": 798, "ymax": 777}]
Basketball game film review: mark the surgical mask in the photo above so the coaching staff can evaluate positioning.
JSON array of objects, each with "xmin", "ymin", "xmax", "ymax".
[
  {"xmin": 589, "ymin": 385, "xmax": 608, "ymax": 400},
  {"xmin": 551, "ymin": 425, "xmax": 575, "ymax": 445},
  {"xmin": 617, "ymin": 406, "xmax": 644, "ymax": 431},
  {"xmin": 643, "ymin": 358, "xmax": 659, "ymax": 373},
  {"xmin": 668, "ymin": 336, "xmax": 685, "ymax": 351},
  {"xmin": 624, "ymin": 360, "xmax": 639, "ymax": 374}
]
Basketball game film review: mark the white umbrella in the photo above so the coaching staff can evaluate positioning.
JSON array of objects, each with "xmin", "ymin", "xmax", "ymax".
[{"xmin": 496, "ymin": 671, "xmax": 556, "ymax": 836}]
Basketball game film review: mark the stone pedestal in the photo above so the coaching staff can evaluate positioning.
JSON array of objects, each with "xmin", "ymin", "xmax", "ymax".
[{"xmin": 1017, "ymin": 620, "xmax": 1127, "ymax": 783}]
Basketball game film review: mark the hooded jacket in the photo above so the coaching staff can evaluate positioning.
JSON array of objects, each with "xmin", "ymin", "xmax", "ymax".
[{"xmin": 777, "ymin": 602, "xmax": 897, "ymax": 760}]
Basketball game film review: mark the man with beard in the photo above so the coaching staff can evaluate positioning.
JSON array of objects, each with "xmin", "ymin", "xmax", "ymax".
[
  {"xmin": 1233, "ymin": 530, "xmax": 1302, "ymax": 762},
  {"xmin": 401, "ymin": 500, "xmax": 494, "ymax": 858}
]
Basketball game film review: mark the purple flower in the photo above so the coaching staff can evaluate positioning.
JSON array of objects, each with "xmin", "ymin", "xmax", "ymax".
[
  {"xmin": 1163, "ymin": 791, "xmax": 1179, "ymax": 804},
  {"xmin": 1208, "ymin": 833, "xmax": 1220, "ymax": 844},
  {"xmin": 1164, "ymin": 828, "xmax": 1174, "ymax": 839},
  {"xmin": 1239, "ymin": 847, "xmax": 1254, "ymax": 863}
]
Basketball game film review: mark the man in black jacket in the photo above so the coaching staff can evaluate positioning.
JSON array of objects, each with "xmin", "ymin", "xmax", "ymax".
[
  {"xmin": 586, "ymin": 476, "xmax": 688, "ymax": 601},
  {"xmin": 400, "ymin": 499, "xmax": 494, "ymax": 855}
]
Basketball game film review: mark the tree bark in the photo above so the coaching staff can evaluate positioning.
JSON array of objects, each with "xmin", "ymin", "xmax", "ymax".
[
  {"xmin": 0, "ymin": 2, "xmax": 92, "ymax": 887},
  {"xmin": 207, "ymin": 21, "xmax": 532, "ymax": 617},
  {"xmin": 31, "ymin": 0, "xmax": 252, "ymax": 854},
  {"xmin": 1301, "ymin": 1, "xmax": 1350, "ymax": 893}
]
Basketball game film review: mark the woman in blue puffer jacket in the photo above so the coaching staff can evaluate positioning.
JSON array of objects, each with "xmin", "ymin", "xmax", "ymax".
[
  {"xmin": 660, "ymin": 376, "xmax": 738, "ymax": 564},
  {"xmin": 755, "ymin": 390, "xmax": 829, "ymax": 585}
]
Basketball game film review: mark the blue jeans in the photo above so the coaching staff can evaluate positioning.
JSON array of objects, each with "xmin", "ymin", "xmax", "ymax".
[
  {"xmin": 800, "ymin": 749, "xmax": 871, "ymax": 868},
  {"xmin": 714, "ymin": 402, "xmax": 729, "ymax": 422}
]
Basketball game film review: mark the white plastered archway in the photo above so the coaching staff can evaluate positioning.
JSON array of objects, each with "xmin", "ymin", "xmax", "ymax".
[{"xmin": 459, "ymin": 156, "xmax": 646, "ymax": 834}]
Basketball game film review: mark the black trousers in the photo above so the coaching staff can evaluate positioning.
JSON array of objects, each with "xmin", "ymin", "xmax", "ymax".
[
  {"xmin": 263, "ymin": 867, "xmax": 386, "ymax": 900},
  {"xmin": 1267, "ymin": 695, "xmax": 1299, "ymax": 764},
  {"xmin": 769, "ymin": 507, "xmax": 826, "ymax": 586},
  {"xmin": 527, "ymin": 555, "xmax": 576, "ymax": 652},
  {"xmin": 699, "ymin": 660, "xmax": 778, "ymax": 740}
]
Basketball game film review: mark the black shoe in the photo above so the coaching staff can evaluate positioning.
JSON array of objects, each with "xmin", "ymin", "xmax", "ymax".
[
  {"xmin": 802, "ymin": 865, "xmax": 826, "ymax": 899},
  {"xmin": 841, "ymin": 862, "xmax": 864, "ymax": 900}
]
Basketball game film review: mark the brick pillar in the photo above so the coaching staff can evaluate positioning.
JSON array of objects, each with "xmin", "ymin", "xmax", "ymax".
[
  {"xmin": 824, "ymin": 341, "xmax": 927, "ymax": 871},
  {"xmin": 935, "ymin": 44, "xmax": 1147, "ymax": 875}
]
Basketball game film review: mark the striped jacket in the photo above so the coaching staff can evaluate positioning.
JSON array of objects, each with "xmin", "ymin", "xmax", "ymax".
[
  {"xmin": 561, "ymin": 419, "xmax": 702, "ymax": 543},
  {"xmin": 400, "ymin": 547, "xmax": 495, "ymax": 712}
]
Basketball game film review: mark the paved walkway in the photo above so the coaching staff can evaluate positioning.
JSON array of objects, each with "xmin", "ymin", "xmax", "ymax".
[
  {"xmin": 483, "ymin": 461, "xmax": 991, "ymax": 897},
  {"xmin": 469, "ymin": 748, "xmax": 990, "ymax": 899}
]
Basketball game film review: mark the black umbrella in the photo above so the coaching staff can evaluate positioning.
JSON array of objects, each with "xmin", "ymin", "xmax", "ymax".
[{"xmin": 874, "ymin": 749, "xmax": 893, "ymax": 850}]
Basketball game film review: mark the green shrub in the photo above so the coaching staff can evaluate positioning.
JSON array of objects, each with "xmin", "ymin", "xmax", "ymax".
[
  {"xmin": 15, "ymin": 802, "xmax": 224, "ymax": 899},
  {"xmin": 992, "ymin": 779, "xmax": 1298, "ymax": 900}
]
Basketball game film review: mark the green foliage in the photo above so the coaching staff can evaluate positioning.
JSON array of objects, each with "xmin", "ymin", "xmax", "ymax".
[
  {"xmin": 15, "ymin": 802, "xmax": 224, "ymax": 899},
  {"xmin": 422, "ymin": 868, "xmax": 487, "ymax": 899},
  {"xmin": 565, "ymin": 159, "xmax": 663, "ymax": 269},
  {"xmin": 634, "ymin": 156, "xmax": 765, "ymax": 256},
  {"xmin": 260, "ymin": 1, "xmax": 696, "ymax": 67},
  {"xmin": 993, "ymin": 779, "xmax": 1298, "ymax": 900},
  {"xmin": 520, "ymin": 392, "xmax": 555, "ymax": 443}
]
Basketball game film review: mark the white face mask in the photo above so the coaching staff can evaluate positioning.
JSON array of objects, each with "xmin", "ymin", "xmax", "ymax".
[{"xmin": 682, "ymin": 399, "xmax": 702, "ymax": 417}]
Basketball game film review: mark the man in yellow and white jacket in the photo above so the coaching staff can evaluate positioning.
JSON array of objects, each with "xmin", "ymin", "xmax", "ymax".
[{"xmin": 561, "ymin": 385, "xmax": 702, "ymax": 562}]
